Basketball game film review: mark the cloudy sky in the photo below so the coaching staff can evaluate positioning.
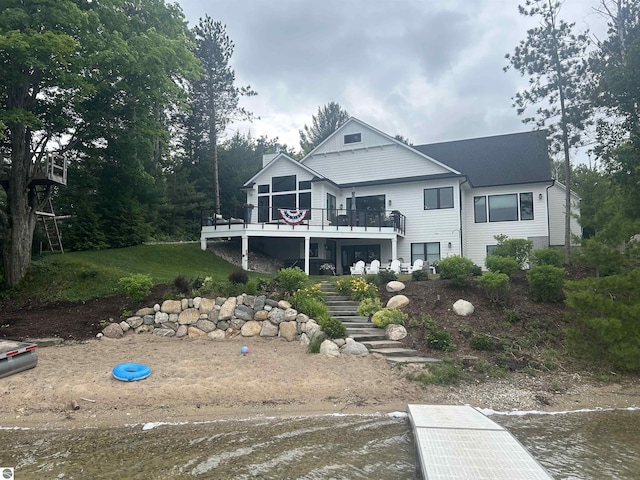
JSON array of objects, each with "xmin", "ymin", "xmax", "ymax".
[{"xmin": 176, "ymin": 0, "xmax": 606, "ymax": 155}]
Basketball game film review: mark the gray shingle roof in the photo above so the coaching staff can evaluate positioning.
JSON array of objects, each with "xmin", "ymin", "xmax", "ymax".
[{"xmin": 413, "ymin": 130, "xmax": 551, "ymax": 187}]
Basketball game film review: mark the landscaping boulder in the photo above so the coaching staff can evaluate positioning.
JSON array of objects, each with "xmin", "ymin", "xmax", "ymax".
[
  {"xmin": 241, "ymin": 320, "xmax": 261, "ymax": 337},
  {"xmin": 279, "ymin": 321, "xmax": 298, "ymax": 341},
  {"xmin": 341, "ymin": 338, "xmax": 369, "ymax": 355},
  {"xmin": 386, "ymin": 324, "xmax": 407, "ymax": 341},
  {"xmin": 386, "ymin": 281, "xmax": 405, "ymax": 293},
  {"xmin": 161, "ymin": 300, "xmax": 181, "ymax": 314},
  {"xmin": 178, "ymin": 308, "xmax": 200, "ymax": 325},
  {"xmin": 102, "ymin": 322, "xmax": 124, "ymax": 339},
  {"xmin": 453, "ymin": 299, "xmax": 474, "ymax": 316},
  {"xmin": 320, "ymin": 339, "xmax": 340, "ymax": 357},
  {"xmin": 386, "ymin": 294, "xmax": 409, "ymax": 309},
  {"xmin": 218, "ymin": 297, "xmax": 237, "ymax": 321}
]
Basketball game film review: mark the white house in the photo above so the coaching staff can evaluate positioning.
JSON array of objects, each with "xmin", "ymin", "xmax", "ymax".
[{"xmin": 200, "ymin": 117, "xmax": 581, "ymax": 274}]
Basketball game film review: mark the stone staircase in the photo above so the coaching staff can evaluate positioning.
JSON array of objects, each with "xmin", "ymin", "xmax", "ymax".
[{"xmin": 320, "ymin": 281, "xmax": 440, "ymax": 365}]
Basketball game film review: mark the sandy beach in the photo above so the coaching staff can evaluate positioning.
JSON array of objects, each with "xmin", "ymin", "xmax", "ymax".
[{"xmin": 1, "ymin": 334, "xmax": 639, "ymax": 429}]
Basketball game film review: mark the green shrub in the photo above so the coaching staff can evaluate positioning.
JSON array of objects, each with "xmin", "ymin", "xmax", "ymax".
[
  {"xmin": 244, "ymin": 280, "xmax": 258, "ymax": 295},
  {"xmin": 375, "ymin": 270, "xmax": 398, "ymax": 285},
  {"xmin": 275, "ymin": 267, "xmax": 308, "ymax": 295},
  {"xmin": 476, "ymin": 272, "xmax": 510, "ymax": 304},
  {"xmin": 485, "ymin": 256, "xmax": 520, "ymax": 276},
  {"xmin": 173, "ymin": 275, "xmax": 191, "ymax": 295},
  {"xmin": 421, "ymin": 316, "xmax": 454, "ymax": 351},
  {"xmin": 371, "ymin": 308, "xmax": 408, "ymax": 328},
  {"xmin": 504, "ymin": 308, "xmax": 520, "ymax": 323},
  {"xmin": 358, "ymin": 297, "xmax": 383, "ymax": 317},
  {"xmin": 470, "ymin": 334, "xmax": 498, "ymax": 351},
  {"xmin": 228, "ymin": 268, "xmax": 249, "ymax": 285},
  {"xmin": 412, "ymin": 269, "xmax": 429, "ymax": 281},
  {"xmin": 408, "ymin": 359, "xmax": 464, "ymax": 385},
  {"xmin": 307, "ymin": 331, "xmax": 328, "ymax": 353},
  {"xmin": 492, "ymin": 235, "xmax": 533, "ymax": 268},
  {"xmin": 531, "ymin": 248, "xmax": 563, "ymax": 267},
  {"xmin": 527, "ymin": 265, "xmax": 565, "ymax": 302},
  {"xmin": 335, "ymin": 276, "xmax": 377, "ymax": 301},
  {"xmin": 565, "ymin": 270, "xmax": 640, "ymax": 372},
  {"xmin": 290, "ymin": 291, "xmax": 329, "ymax": 320},
  {"xmin": 318, "ymin": 316, "xmax": 347, "ymax": 339},
  {"xmin": 438, "ymin": 255, "xmax": 479, "ymax": 287},
  {"xmin": 118, "ymin": 274, "xmax": 153, "ymax": 302}
]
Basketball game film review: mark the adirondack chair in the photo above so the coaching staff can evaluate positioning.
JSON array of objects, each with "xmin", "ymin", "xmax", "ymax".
[
  {"xmin": 405, "ymin": 259, "xmax": 424, "ymax": 274},
  {"xmin": 389, "ymin": 259, "xmax": 401, "ymax": 274},
  {"xmin": 365, "ymin": 259, "xmax": 380, "ymax": 275},
  {"xmin": 350, "ymin": 260, "xmax": 365, "ymax": 275}
]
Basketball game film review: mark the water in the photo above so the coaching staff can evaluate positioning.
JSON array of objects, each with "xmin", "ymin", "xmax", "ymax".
[{"xmin": 1, "ymin": 409, "xmax": 639, "ymax": 479}]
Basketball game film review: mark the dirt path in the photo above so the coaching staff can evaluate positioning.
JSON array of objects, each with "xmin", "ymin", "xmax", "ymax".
[{"xmin": 1, "ymin": 335, "xmax": 639, "ymax": 429}]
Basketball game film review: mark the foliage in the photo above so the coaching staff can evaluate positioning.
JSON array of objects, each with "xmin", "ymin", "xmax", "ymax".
[
  {"xmin": 565, "ymin": 269, "xmax": 640, "ymax": 372},
  {"xmin": 504, "ymin": 308, "xmax": 521, "ymax": 323},
  {"xmin": 470, "ymin": 334, "xmax": 499, "ymax": 351},
  {"xmin": 531, "ymin": 248, "xmax": 563, "ymax": 267},
  {"xmin": 407, "ymin": 359, "xmax": 465, "ymax": 386},
  {"xmin": 307, "ymin": 331, "xmax": 328, "ymax": 354},
  {"xmin": 505, "ymin": 0, "xmax": 590, "ymax": 263},
  {"xmin": 173, "ymin": 275, "xmax": 192, "ymax": 295},
  {"xmin": 492, "ymin": 235, "xmax": 533, "ymax": 269},
  {"xmin": 318, "ymin": 316, "xmax": 347, "ymax": 339},
  {"xmin": 371, "ymin": 308, "xmax": 408, "ymax": 328},
  {"xmin": 299, "ymin": 102, "xmax": 350, "ymax": 154},
  {"xmin": 335, "ymin": 276, "xmax": 377, "ymax": 301},
  {"xmin": 290, "ymin": 285, "xmax": 328, "ymax": 319},
  {"xmin": 421, "ymin": 316, "xmax": 454, "ymax": 351},
  {"xmin": 438, "ymin": 255, "xmax": 479, "ymax": 287},
  {"xmin": 228, "ymin": 268, "xmax": 249, "ymax": 285},
  {"xmin": 411, "ymin": 269, "xmax": 429, "ymax": 281},
  {"xmin": 275, "ymin": 267, "xmax": 308, "ymax": 296},
  {"xmin": 573, "ymin": 238, "xmax": 625, "ymax": 277},
  {"xmin": 485, "ymin": 255, "xmax": 520, "ymax": 276},
  {"xmin": 357, "ymin": 297, "xmax": 383, "ymax": 317},
  {"xmin": 527, "ymin": 265, "xmax": 566, "ymax": 302},
  {"xmin": 118, "ymin": 274, "xmax": 153, "ymax": 302},
  {"xmin": 374, "ymin": 270, "xmax": 398, "ymax": 285},
  {"xmin": 477, "ymin": 272, "xmax": 510, "ymax": 304}
]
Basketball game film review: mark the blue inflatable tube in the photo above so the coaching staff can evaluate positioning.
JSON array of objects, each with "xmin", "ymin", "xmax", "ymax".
[{"xmin": 112, "ymin": 363, "xmax": 151, "ymax": 382}]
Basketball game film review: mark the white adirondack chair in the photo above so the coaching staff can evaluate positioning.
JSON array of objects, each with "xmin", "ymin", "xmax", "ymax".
[
  {"xmin": 365, "ymin": 259, "xmax": 380, "ymax": 275},
  {"xmin": 389, "ymin": 259, "xmax": 401, "ymax": 274},
  {"xmin": 406, "ymin": 259, "xmax": 424, "ymax": 274},
  {"xmin": 350, "ymin": 260, "xmax": 365, "ymax": 275}
]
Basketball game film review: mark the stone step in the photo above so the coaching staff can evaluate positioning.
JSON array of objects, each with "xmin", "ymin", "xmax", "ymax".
[
  {"xmin": 324, "ymin": 300, "xmax": 360, "ymax": 306},
  {"xmin": 385, "ymin": 356, "xmax": 442, "ymax": 365},
  {"xmin": 336, "ymin": 316, "xmax": 370, "ymax": 322},
  {"xmin": 348, "ymin": 332, "xmax": 388, "ymax": 341},
  {"xmin": 360, "ymin": 339, "xmax": 404, "ymax": 349},
  {"xmin": 369, "ymin": 347, "xmax": 421, "ymax": 357},
  {"xmin": 346, "ymin": 327, "xmax": 382, "ymax": 334},
  {"xmin": 339, "ymin": 322, "xmax": 371, "ymax": 329},
  {"xmin": 323, "ymin": 295, "xmax": 350, "ymax": 301},
  {"xmin": 327, "ymin": 310, "xmax": 359, "ymax": 317}
]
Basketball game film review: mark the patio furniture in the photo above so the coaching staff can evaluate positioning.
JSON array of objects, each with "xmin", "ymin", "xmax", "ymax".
[
  {"xmin": 389, "ymin": 259, "xmax": 401, "ymax": 274},
  {"xmin": 350, "ymin": 260, "xmax": 365, "ymax": 275},
  {"xmin": 405, "ymin": 259, "xmax": 424, "ymax": 274},
  {"xmin": 365, "ymin": 259, "xmax": 380, "ymax": 275}
]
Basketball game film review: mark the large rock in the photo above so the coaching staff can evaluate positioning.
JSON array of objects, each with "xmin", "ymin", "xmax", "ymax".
[
  {"xmin": 198, "ymin": 297, "xmax": 215, "ymax": 314},
  {"xmin": 102, "ymin": 323, "xmax": 124, "ymax": 339},
  {"xmin": 196, "ymin": 319, "xmax": 216, "ymax": 333},
  {"xmin": 136, "ymin": 307, "xmax": 155, "ymax": 317},
  {"xmin": 386, "ymin": 324, "xmax": 407, "ymax": 341},
  {"xmin": 260, "ymin": 320, "xmax": 279, "ymax": 337},
  {"xmin": 254, "ymin": 310, "xmax": 269, "ymax": 321},
  {"xmin": 299, "ymin": 332, "xmax": 310, "ymax": 346},
  {"xmin": 283, "ymin": 308, "xmax": 298, "ymax": 322},
  {"xmin": 254, "ymin": 296, "xmax": 266, "ymax": 311},
  {"xmin": 134, "ymin": 324, "xmax": 154, "ymax": 334},
  {"xmin": 453, "ymin": 299, "xmax": 475, "ymax": 316},
  {"xmin": 278, "ymin": 300, "xmax": 291, "ymax": 310},
  {"xmin": 192, "ymin": 297, "xmax": 202, "ymax": 309},
  {"xmin": 154, "ymin": 312, "xmax": 169, "ymax": 324},
  {"xmin": 279, "ymin": 321, "xmax": 298, "ymax": 341},
  {"xmin": 341, "ymin": 338, "xmax": 369, "ymax": 355},
  {"xmin": 386, "ymin": 295, "xmax": 409, "ymax": 309},
  {"xmin": 234, "ymin": 305, "xmax": 255, "ymax": 321},
  {"xmin": 126, "ymin": 316, "xmax": 143, "ymax": 329},
  {"xmin": 296, "ymin": 313, "xmax": 309, "ymax": 324},
  {"xmin": 176, "ymin": 325, "xmax": 188, "ymax": 337},
  {"xmin": 219, "ymin": 297, "xmax": 237, "ymax": 321},
  {"xmin": 187, "ymin": 326, "xmax": 206, "ymax": 338},
  {"xmin": 154, "ymin": 328, "xmax": 175, "ymax": 337},
  {"xmin": 241, "ymin": 320, "xmax": 261, "ymax": 337},
  {"xmin": 268, "ymin": 308, "xmax": 285, "ymax": 325},
  {"xmin": 386, "ymin": 281, "xmax": 406, "ymax": 293},
  {"xmin": 207, "ymin": 329, "xmax": 226, "ymax": 340},
  {"xmin": 178, "ymin": 308, "xmax": 200, "ymax": 325},
  {"xmin": 320, "ymin": 340, "xmax": 340, "ymax": 357},
  {"xmin": 230, "ymin": 318, "xmax": 246, "ymax": 330},
  {"xmin": 305, "ymin": 319, "xmax": 321, "ymax": 339}
]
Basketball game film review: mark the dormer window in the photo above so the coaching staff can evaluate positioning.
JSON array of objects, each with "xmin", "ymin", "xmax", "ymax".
[{"xmin": 344, "ymin": 133, "xmax": 362, "ymax": 144}]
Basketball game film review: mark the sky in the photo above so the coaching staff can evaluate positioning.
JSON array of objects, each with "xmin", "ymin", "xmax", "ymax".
[{"xmin": 176, "ymin": 0, "xmax": 608, "ymax": 156}]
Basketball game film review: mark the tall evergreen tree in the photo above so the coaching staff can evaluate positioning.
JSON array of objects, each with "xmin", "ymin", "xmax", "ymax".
[
  {"xmin": 299, "ymin": 102, "xmax": 350, "ymax": 155},
  {"xmin": 191, "ymin": 17, "xmax": 256, "ymax": 215},
  {"xmin": 505, "ymin": 0, "xmax": 590, "ymax": 264}
]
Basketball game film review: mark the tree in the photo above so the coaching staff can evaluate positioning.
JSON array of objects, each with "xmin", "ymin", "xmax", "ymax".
[
  {"xmin": 192, "ymin": 17, "xmax": 256, "ymax": 215},
  {"xmin": 394, "ymin": 134, "xmax": 413, "ymax": 146},
  {"xmin": 505, "ymin": 0, "xmax": 591, "ymax": 264},
  {"xmin": 299, "ymin": 102, "xmax": 350, "ymax": 154}
]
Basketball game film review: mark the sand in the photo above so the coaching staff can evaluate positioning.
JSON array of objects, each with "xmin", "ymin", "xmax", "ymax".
[{"xmin": 1, "ymin": 335, "xmax": 639, "ymax": 429}]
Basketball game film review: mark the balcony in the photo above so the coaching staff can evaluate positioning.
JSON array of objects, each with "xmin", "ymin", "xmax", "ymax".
[{"xmin": 201, "ymin": 207, "xmax": 406, "ymax": 237}]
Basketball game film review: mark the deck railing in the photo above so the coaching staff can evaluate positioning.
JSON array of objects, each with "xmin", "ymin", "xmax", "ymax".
[{"xmin": 201, "ymin": 207, "xmax": 406, "ymax": 235}]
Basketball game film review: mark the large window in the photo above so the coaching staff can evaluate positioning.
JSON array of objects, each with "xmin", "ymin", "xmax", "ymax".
[
  {"xmin": 477, "ymin": 192, "xmax": 534, "ymax": 223},
  {"xmin": 272, "ymin": 175, "xmax": 296, "ymax": 192},
  {"xmin": 272, "ymin": 194, "xmax": 296, "ymax": 220},
  {"xmin": 258, "ymin": 184, "xmax": 270, "ymax": 194},
  {"xmin": 326, "ymin": 193, "xmax": 337, "ymax": 224},
  {"xmin": 257, "ymin": 196, "xmax": 269, "ymax": 223},
  {"xmin": 424, "ymin": 187, "xmax": 454, "ymax": 210},
  {"xmin": 411, "ymin": 242, "xmax": 441, "ymax": 266}
]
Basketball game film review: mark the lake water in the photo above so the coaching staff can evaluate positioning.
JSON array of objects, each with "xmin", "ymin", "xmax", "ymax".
[{"xmin": 0, "ymin": 408, "xmax": 638, "ymax": 479}]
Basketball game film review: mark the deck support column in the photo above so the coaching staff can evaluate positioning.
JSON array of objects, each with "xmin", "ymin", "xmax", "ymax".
[
  {"xmin": 241, "ymin": 234, "xmax": 249, "ymax": 271},
  {"xmin": 304, "ymin": 235, "xmax": 310, "ymax": 275},
  {"xmin": 391, "ymin": 237, "xmax": 398, "ymax": 261}
]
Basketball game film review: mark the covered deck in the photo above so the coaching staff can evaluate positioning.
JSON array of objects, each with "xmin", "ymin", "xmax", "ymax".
[{"xmin": 200, "ymin": 207, "xmax": 405, "ymax": 275}]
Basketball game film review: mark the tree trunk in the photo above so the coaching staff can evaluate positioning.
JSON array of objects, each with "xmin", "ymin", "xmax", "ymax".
[{"xmin": 3, "ymin": 126, "xmax": 38, "ymax": 286}]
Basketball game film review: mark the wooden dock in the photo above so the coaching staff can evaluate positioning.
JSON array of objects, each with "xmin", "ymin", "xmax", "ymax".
[{"xmin": 407, "ymin": 405, "xmax": 554, "ymax": 479}]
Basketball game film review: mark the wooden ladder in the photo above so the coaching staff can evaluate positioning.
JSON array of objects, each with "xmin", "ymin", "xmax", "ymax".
[{"xmin": 37, "ymin": 197, "xmax": 64, "ymax": 254}]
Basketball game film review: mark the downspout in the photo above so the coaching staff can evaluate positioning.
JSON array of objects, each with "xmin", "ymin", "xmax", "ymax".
[
  {"xmin": 545, "ymin": 180, "xmax": 555, "ymax": 248},
  {"xmin": 458, "ymin": 176, "xmax": 468, "ymax": 257}
]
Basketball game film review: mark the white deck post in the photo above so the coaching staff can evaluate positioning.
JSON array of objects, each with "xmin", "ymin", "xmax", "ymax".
[
  {"xmin": 200, "ymin": 236, "xmax": 207, "ymax": 251},
  {"xmin": 391, "ymin": 238, "xmax": 398, "ymax": 260},
  {"xmin": 241, "ymin": 234, "xmax": 249, "ymax": 270},
  {"xmin": 304, "ymin": 236, "xmax": 310, "ymax": 275}
]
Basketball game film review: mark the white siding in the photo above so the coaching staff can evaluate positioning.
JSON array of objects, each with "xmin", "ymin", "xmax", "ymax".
[
  {"xmin": 548, "ymin": 183, "xmax": 581, "ymax": 246},
  {"xmin": 312, "ymin": 121, "xmax": 394, "ymax": 153},
  {"xmin": 462, "ymin": 183, "xmax": 551, "ymax": 268},
  {"xmin": 305, "ymin": 144, "xmax": 451, "ymax": 185}
]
